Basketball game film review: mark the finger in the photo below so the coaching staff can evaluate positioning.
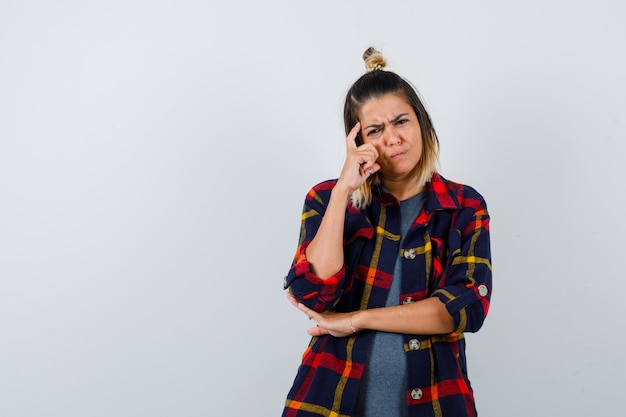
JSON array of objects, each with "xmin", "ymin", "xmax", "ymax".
[
  {"xmin": 355, "ymin": 146, "xmax": 379, "ymax": 168},
  {"xmin": 360, "ymin": 161, "xmax": 381, "ymax": 177},
  {"xmin": 297, "ymin": 302, "xmax": 320, "ymax": 323},
  {"xmin": 297, "ymin": 302, "xmax": 316, "ymax": 319},
  {"xmin": 346, "ymin": 122, "xmax": 361, "ymax": 150},
  {"xmin": 285, "ymin": 293, "xmax": 299, "ymax": 307},
  {"xmin": 307, "ymin": 325, "xmax": 329, "ymax": 337}
]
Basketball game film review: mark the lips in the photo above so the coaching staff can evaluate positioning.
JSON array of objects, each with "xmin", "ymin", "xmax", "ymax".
[{"xmin": 390, "ymin": 150, "xmax": 407, "ymax": 158}]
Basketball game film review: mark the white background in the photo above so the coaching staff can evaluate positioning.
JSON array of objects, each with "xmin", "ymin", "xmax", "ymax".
[{"xmin": 1, "ymin": 1, "xmax": 625, "ymax": 416}]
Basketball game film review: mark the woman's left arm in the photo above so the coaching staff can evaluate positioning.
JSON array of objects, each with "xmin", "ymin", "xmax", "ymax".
[{"xmin": 287, "ymin": 293, "xmax": 453, "ymax": 337}]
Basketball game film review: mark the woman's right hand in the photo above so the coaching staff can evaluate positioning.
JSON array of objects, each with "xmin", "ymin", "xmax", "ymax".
[
  {"xmin": 336, "ymin": 122, "xmax": 380, "ymax": 194},
  {"xmin": 303, "ymin": 123, "xmax": 380, "ymax": 280}
]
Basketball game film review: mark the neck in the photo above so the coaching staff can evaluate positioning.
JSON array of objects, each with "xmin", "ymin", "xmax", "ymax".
[{"xmin": 381, "ymin": 177, "xmax": 424, "ymax": 201}]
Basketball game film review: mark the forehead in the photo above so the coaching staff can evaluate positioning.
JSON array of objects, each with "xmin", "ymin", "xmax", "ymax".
[{"xmin": 358, "ymin": 93, "xmax": 414, "ymax": 122}]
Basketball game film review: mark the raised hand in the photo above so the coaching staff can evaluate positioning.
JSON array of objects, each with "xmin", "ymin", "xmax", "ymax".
[
  {"xmin": 297, "ymin": 123, "xmax": 381, "ymax": 280},
  {"xmin": 336, "ymin": 122, "xmax": 381, "ymax": 194}
]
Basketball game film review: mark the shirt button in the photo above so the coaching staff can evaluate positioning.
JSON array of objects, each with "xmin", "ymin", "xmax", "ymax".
[
  {"xmin": 403, "ymin": 297, "xmax": 415, "ymax": 305},
  {"xmin": 408, "ymin": 339, "xmax": 420, "ymax": 350},
  {"xmin": 411, "ymin": 388, "xmax": 423, "ymax": 400},
  {"xmin": 478, "ymin": 284, "xmax": 489, "ymax": 297},
  {"xmin": 403, "ymin": 249, "xmax": 416, "ymax": 260}
]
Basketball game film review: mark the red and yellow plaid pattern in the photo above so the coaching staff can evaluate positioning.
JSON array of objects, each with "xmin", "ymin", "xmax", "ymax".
[{"xmin": 283, "ymin": 172, "xmax": 492, "ymax": 417}]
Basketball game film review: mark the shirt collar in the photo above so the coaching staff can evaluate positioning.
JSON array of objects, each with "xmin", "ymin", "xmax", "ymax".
[{"xmin": 371, "ymin": 172, "xmax": 462, "ymax": 212}]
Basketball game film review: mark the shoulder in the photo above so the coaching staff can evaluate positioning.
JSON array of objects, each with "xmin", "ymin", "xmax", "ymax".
[
  {"xmin": 302, "ymin": 179, "xmax": 339, "ymax": 207},
  {"xmin": 302, "ymin": 179, "xmax": 369, "ymax": 222},
  {"xmin": 448, "ymin": 179, "xmax": 488, "ymax": 209},
  {"xmin": 308, "ymin": 179, "xmax": 338, "ymax": 194},
  {"xmin": 429, "ymin": 172, "xmax": 488, "ymax": 212}
]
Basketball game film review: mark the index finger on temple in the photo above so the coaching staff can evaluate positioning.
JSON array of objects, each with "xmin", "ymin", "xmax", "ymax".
[{"xmin": 346, "ymin": 122, "xmax": 361, "ymax": 149}]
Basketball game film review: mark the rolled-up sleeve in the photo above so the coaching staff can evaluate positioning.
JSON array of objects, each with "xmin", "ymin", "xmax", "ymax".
[
  {"xmin": 285, "ymin": 254, "xmax": 348, "ymax": 311},
  {"xmin": 431, "ymin": 192, "xmax": 492, "ymax": 333}
]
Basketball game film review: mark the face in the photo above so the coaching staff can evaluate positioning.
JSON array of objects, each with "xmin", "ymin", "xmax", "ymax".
[{"xmin": 358, "ymin": 93, "xmax": 423, "ymax": 182}]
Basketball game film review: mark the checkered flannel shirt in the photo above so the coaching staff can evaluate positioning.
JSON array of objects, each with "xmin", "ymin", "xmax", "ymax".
[{"xmin": 283, "ymin": 172, "xmax": 492, "ymax": 417}]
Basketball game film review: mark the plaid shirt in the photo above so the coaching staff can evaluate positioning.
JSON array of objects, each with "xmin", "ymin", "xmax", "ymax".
[{"xmin": 283, "ymin": 172, "xmax": 492, "ymax": 417}]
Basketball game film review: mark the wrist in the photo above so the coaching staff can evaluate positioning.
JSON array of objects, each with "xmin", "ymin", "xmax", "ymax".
[
  {"xmin": 331, "ymin": 183, "xmax": 354, "ymax": 203},
  {"xmin": 350, "ymin": 310, "xmax": 364, "ymax": 333}
]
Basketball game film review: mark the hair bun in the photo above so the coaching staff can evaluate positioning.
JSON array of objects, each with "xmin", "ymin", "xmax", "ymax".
[{"xmin": 363, "ymin": 47, "xmax": 387, "ymax": 72}]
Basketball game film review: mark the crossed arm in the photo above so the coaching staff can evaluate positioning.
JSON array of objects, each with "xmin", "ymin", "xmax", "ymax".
[{"xmin": 287, "ymin": 292, "xmax": 454, "ymax": 338}]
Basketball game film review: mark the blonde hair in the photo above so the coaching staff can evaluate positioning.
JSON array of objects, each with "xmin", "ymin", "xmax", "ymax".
[
  {"xmin": 363, "ymin": 47, "xmax": 386, "ymax": 72},
  {"xmin": 345, "ymin": 47, "xmax": 440, "ymax": 209}
]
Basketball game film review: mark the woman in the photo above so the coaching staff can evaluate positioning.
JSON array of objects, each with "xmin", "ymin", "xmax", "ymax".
[{"xmin": 283, "ymin": 47, "xmax": 492, "ymax": 417}]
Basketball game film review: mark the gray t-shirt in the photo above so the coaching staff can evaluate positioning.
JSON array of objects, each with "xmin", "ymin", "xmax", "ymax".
[{"xmin": 353, "ymin": 191, "xmax": 426, "ymax": 417}]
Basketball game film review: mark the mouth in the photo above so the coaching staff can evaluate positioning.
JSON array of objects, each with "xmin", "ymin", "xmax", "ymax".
[{"xmin": 390, "ymin": 151, "xmax": 407, "ymax": 158}]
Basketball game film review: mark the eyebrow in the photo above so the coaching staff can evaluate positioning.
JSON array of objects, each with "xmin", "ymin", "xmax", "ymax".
[{"xmin": 364, "ymin": 113, "xmax": 410, "ymax": 130}]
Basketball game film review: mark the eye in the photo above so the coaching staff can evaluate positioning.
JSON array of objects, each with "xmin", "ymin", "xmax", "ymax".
[
  {"xmin": 395, "ymin": 118, "xmax": 409, "ymax": 125},
  {"xmin": 366, "ymin": 128, "xmax": 381, "ymax": 137}
]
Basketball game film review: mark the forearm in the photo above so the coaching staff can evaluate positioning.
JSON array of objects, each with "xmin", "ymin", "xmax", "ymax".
[
  {"xmin": 352, "ymin": 297, "xmax": 454, "ymax": 335},
  {"xmin": 305, "ymin": 185, "xmax": 352, "ymax": 279}
]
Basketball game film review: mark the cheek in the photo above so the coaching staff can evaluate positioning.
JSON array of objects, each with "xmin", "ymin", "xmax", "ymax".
[{"xmin": 415, "ymin": 135, "xmax": 424, "ymax": 154}]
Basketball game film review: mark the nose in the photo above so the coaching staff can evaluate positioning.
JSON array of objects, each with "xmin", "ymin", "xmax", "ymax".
[{"xmin": 384, "ymin": 127, "xmax": 401, "ymax": 146}]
